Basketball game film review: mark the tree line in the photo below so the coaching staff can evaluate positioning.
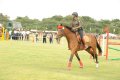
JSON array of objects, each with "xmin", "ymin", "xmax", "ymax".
[{"xmin": 0, "ymin": 13, "xmax": 120, "ymax": 34}]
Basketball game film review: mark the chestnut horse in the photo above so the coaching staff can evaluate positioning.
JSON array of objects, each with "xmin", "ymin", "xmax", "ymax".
[{"xmin": 56, "ymin": 26, "xmax": 102, "ymax": 70}]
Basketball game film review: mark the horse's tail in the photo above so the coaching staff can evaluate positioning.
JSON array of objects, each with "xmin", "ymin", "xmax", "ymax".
[{"xmin": 95, "ymin": 37, "xmax": 102, "ymax": 55}]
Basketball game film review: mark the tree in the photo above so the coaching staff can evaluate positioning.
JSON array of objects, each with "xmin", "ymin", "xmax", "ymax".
[{"xmin": 0, "ymin": 13, "xmax": 9, "ymax": 27}]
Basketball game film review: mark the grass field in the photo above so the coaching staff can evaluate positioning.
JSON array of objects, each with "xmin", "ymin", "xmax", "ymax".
[{"xmin": 0, "ymin": 40, "xmax": 120, "ymax": 80}]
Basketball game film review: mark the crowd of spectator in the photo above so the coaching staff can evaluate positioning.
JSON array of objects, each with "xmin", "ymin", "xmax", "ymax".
[{"xmin": 9, "ymin": 30, "xmax": 56, "ymax": 44}]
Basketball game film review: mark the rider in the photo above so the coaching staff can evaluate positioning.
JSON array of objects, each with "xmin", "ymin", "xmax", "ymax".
[{"xmin": 71, "ymin": 12, "xmax": 86, "ymax": 49}]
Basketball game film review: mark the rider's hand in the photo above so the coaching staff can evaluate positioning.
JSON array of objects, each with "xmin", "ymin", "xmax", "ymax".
[{"xmin": 72, "ymin": 28, "xmax": 77, "ymax": 32}]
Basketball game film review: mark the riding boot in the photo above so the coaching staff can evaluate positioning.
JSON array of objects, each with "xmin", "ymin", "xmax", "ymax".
[{"xmin": 81, "ymin": 38, "xmax": 86, "ymax": 49}]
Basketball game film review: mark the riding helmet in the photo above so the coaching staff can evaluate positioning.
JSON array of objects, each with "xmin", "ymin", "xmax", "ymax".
[{"xmin": 72, "ymin": 12, "xmax": 78, "ymax": 17}]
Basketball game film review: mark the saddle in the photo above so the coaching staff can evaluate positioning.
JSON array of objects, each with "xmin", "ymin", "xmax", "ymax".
[
  {"xmin": 76, "ymin": 35, "xmax": 90, "ymax": 43},
  {"xmin": 76, "ymin": 35, "xmax": 90, "ymax": 50},
  {"xmin": 84, "ymin": 35, "xmax": 90, "ymax": 43}
]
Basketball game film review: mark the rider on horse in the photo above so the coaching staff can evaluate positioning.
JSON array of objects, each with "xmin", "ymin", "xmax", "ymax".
[{"xmin": 71, "ymin": 12, "xmax": 86, "ymax": 49}]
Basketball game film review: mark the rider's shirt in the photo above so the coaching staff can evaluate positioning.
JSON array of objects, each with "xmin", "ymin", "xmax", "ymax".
[
  {"xmin": 71, "ymin": 19, "xmax": 83, "ymax": 31},
  {"xmin": 71, "ymin": 19, "xmax": 79, "ymax": 28}
]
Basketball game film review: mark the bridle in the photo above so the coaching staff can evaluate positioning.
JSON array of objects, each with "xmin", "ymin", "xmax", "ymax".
[{"xmin": 57, "ymin": 27, "xmax": 65, "ymax": 38}]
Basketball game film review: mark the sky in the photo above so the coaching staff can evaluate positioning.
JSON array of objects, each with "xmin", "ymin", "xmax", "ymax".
[{"xmin": 0, "ymin": 0, "xmax": 120, "ymax": 20}]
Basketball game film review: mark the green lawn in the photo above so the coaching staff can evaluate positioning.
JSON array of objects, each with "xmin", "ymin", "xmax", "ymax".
[{"xmin": 0, "ymin": 40, "xmax": 120, "ymax": 80}]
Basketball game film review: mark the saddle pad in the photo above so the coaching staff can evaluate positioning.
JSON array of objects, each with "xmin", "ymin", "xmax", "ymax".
[{"xmin": 84, "ymin": 36, "xmax": 90, "ymax": 42}]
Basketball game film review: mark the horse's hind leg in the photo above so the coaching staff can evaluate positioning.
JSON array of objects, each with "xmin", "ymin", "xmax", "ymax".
[
  {"xmin": 92, "ymin": 48, "xmax": 99, "ymax": 64},
  {"xmin": 86, "ymin": 47, "xmax": 99, "ymax": 68},
  {"xmin": 94, "ymin": 52, "xmax": 99, "ymax": 63},
  {"xmin": 94, "ymin": 52, "xmax": 99, "ymax": 68},
  {"xmin": 86, "ymin": 47, "xmax": 94, "ymax": 58},
  {"xmin": 92, "ymin": 49, "xmax": 99, "ymax": 68},
  {"xmin": 75, "ymin": 52, "xmax": 83, "ymax": 68}
]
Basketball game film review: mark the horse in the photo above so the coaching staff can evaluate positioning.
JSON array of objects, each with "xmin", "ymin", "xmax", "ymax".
[{"xmin": 56, "ymin": 26, "xmax": 102, "ymax": 70}]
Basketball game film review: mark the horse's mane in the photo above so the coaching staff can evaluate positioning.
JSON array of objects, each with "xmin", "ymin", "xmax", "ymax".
[{"xmin": 64, "ymin": 26, "xmax": 75, "ymax": 33}]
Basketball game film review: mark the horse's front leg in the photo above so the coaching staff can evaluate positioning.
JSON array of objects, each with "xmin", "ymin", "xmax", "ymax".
[
  {"xmin": 75, "ymin": 53, "xmax": 83, "ymax": 68},
  {"xmin": 67, "ymin": 53, "xmax": 74, "ymax": 70}
]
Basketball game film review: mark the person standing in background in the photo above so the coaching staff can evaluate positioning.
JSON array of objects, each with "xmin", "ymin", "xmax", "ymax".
[
  {"xmin": 49, "ymin": 33, "xmax": 53, "ymax": 44},
  {"xmin": 43, "ymin": 32, "xmax": 47, "ymax": 43}
]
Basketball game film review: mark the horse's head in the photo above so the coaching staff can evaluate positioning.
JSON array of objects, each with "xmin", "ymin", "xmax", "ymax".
[
  {"xmin": 56, "ymin": 26, "xmax": 73, "ymax": 44},
  {"xmin": 55, "ymin": 26, "xmax": 65, "ymax": 44},
  {"xmin": 57, "ymin": 28, "xmax": 65, "ymax": 37},
  {"xmin": 56, "ymin": 26, "xmax": 72, "ymax": 38}
]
